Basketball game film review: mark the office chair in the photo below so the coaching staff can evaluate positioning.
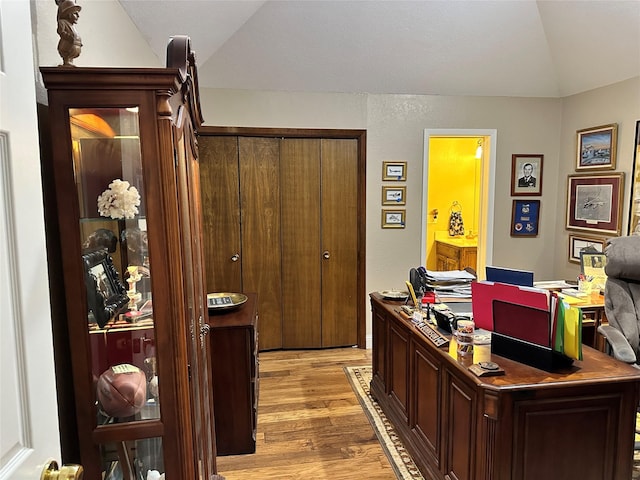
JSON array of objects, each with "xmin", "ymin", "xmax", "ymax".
[{"xmin": 596, "ymin": 235, "xmax": 640, "ymax": 450}]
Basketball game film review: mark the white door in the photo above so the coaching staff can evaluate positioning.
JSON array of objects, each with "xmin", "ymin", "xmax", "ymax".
[{"xmin": 0, "ymin": 1, "xmax": 62, "ymax": 478}]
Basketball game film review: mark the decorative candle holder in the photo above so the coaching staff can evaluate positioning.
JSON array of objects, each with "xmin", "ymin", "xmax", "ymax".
[{"xmin": 125, "ymin": 265, "xmax": 143, "ymax": 318}]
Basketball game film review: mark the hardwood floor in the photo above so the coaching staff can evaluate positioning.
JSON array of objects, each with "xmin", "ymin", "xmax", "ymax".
[{"xmin": 215, "ymin": 347, "xmax": 396, "ymax": 479}]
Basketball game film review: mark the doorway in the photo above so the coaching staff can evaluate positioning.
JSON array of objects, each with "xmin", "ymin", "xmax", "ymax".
[{"xmin": 421, "ymin": 129, "xmax": 497, "ymax": 278}]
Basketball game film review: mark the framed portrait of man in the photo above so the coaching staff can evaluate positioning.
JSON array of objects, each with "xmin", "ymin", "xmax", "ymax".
[{"xmin": 511, "ymin": 154, "xmax": 543, "ymax": 196}]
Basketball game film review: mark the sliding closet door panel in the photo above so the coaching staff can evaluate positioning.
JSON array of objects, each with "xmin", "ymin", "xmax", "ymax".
[
  {"xmin": 321, "ymin": 139, "xmax": 359, "ymax": 347},
  {"xmin": 199, "ymin": 136, "xmax": 242, "ymax": 292},
  {"xmin": 239, "ymin": 137, "xmax": 283, "ymax": 350},
  {"xmin": 280, "ymin": 138, "xmax": 322, "ymax": 348}
]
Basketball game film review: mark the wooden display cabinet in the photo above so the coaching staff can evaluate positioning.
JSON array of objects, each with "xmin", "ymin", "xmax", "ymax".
[{"xmin": 40, "ymin": 37, "xmax": 217, "ymax": 479}]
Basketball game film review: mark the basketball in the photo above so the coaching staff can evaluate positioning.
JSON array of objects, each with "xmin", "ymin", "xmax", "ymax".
[{"xmin": 97, "ymin": 364, "xmax": 147, "ymax": 418}]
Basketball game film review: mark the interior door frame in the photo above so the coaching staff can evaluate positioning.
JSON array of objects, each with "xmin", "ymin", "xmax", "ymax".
[
  {"xmin": 198, "ymin": 126, "xmax": 367, "ymax": 348},
  {"xmin": 422, "ymin": 129, "xmax": 497, "ymax": 275}
]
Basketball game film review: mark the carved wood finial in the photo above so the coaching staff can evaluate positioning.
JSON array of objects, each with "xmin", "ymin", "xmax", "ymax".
[
  {"xmin": 55, "ymin": 0, "xmax": 82, "ymax": 66},
  {"xmin": 166, "ymin": 36, "xmax": 204, "ymax": 128}
]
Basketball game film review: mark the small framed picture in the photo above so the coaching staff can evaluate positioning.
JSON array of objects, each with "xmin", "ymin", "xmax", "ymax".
[
  {"xmin": 580, "ymin": 251, "xmax": 607, "ymax": 291},
  {"xmin": 82, "ymin": 249, "xmax": 128, "ymax": 328},
  {"xmin": 566, "ymin": 173, "xmax": 624, "ymax": 235},
  {"xmin": 576, "ymin": 124, "xmax": 617, "ymax": 171},
  {"xmin": 510, "ymin": 199, "xmax": 540, "ymax": 237},
  {"xmin": 381, "ymin": 186, "xmax": 406, "ymax": 206},
  {"xmin": 568, "ymin": 235, "xmax": 605, "ymax": 264},
  {"xmin": 511, "ymin": 154, "xmax": 543, "ymax": 196},
  {"xmin": 381, "ymin": 209, "xmax": 406, "ymax": 228},
  {"xmin": 382, "ymin": 161, "xmax": 407, "ymax": 181}
]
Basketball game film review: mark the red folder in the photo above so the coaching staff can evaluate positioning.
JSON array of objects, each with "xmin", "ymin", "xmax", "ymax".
[
  {"xmin": 471, "ymin": 281, "xmax": 550, "ymax": 331},
  {"xmin": 492, "ymin": 300, "xmax": 551, "ymax": 347}
]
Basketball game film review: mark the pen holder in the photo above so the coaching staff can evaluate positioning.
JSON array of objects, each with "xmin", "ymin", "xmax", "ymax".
[
  {"xmin": 455, "ymin": 319, "xmax": 475, "ymax": 356},
  {"xmin": 578, "ymin": 279, "xmax": 593, "ymax": 294}
]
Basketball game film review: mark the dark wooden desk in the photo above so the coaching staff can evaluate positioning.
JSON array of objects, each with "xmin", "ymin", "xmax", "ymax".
[{"xmin": 370, "ymin": 292, "xmax": 640, "ymax": 480}]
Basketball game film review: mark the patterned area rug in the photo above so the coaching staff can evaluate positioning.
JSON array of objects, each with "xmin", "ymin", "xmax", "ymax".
[
  {"xmin": 346, "ymin": 365, "xmax": 640, "ymax": 480},
  {"xmin": 344, "ymin": 365, "xmax": 424, "ymax": 480}
]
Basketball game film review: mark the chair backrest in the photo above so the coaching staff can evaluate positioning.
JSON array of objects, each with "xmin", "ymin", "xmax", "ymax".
[{"xmin": 603, "ymin": 236, "xmax": 640, "ymax": 360}]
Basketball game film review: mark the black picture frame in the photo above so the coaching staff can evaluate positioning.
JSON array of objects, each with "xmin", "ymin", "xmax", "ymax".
[
  {"xmin": 83, "ymin": 248, "xmax": 128, "ymax": 328},
  {"xmin": 510, "ymin": 199, "xmax": 540, "ymax": 237}
]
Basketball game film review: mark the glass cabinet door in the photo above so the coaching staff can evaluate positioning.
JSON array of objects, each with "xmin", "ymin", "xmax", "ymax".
[{"xmin": 70, "ymin": 106, "xmax": 164, "ymax": 478}]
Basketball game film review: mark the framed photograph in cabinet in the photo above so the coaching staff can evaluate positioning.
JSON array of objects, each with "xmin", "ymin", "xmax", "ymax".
[
  {"xmin": 576, "ymin": 124, "xmax": 617, "ymax": 171},
  {"xmin": 568, "ymin": 235, "xmax": 605, "ymax": 264},
  {"xmin": 382, "ymin": 161, "xmax": 407, "ymax": 181},
  {"xmin": 566, "ymin": 173, "xmax": 624, "ymax": 236},
  {"xmin": 382, "ymin": 186, "xmax": 406, "ymax": 205},
  {"xmin": 510, "ymin": 199, "xmax": 540, "ymax": 237},
  {"xmin": 628, "ymin": 120, "xmax": 640, "ymax": 234},
  {"xmin": 381, "ymin": 209, "xmax": 406, "ymax": 228},
  {"xmin": 511, "ymin": 154, "xmax": 543, "ymax": 196},
  {"xmin": 82, "ymin": 248, "xmax": 128, "ymax": 328}
]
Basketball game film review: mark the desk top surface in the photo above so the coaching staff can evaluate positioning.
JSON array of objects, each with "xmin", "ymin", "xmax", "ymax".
[{"xmin": 371, "ymin": 292, "xmax": 640, "ymax": 390}]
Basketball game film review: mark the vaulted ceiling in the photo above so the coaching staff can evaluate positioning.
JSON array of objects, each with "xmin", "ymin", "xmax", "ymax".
[{"xmin": 119, "ymin": 0, "xmax": 640, "ymax": 98}]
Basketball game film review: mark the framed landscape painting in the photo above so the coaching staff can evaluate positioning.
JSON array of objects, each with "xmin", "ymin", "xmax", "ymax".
[{"xmin": 576, "ymin": 124, "xmax": 617, "ymax": 171}]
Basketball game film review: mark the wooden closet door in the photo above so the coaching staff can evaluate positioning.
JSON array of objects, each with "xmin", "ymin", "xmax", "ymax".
[
  {"xmin": 239, "ymin": 137, "xmax": 283, "ymax": 350},
  {"xmin": 321, "ymin": 138, "xmax": 358, "ymax": 346},
  {"xmin": 199, "ymin": 136, "xmax": 242, "ymax": 292},
  {"xmin": 280, "ymin": 138, "xmax": 322, "ymax": 348}
]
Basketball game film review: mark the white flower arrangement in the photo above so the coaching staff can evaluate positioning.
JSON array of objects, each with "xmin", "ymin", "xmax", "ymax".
[{"xmin": 97, "ymin": 179, "xmax": 141, "ymax": 219}]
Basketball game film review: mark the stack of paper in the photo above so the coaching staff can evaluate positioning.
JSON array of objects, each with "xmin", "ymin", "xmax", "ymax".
[{"xmin": 425, "ymin": 269, "xmax": 475, "ymax": 298}]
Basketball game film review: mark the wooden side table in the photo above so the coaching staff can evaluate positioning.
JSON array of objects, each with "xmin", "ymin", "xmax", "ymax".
[{"xmin": 208, "ymin": 293, "xmax": 259, "ymax": 455}]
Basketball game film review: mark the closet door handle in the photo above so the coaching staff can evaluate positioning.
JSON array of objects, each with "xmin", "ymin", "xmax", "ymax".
[
  {"xmin": 231, "ymin": 253, "xmax": 240, "ymax": 262},
  {"xmin": 323, "ymin": 251, "xmax": 330, "ymax": 260}
]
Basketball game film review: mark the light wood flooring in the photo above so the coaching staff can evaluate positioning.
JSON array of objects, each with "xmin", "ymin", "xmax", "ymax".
[{"xmin": 215, "ymin": 347, "xmax": 396, "ymax": 479}]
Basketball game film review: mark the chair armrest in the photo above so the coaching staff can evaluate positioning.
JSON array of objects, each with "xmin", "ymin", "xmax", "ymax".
[{"xmin": 597, "ymin": 325, "xmax": 637, "ymax": 363}]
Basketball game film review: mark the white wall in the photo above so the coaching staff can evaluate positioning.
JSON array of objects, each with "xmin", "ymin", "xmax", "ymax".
[
  {"xmin": 200, "ymin": 89, "xmax": 367, "ymax": 129},
  {"xmin": 365, "ymin": 94, "xmax": 563, "ymax": 294},
  {"xmin": 200, "ymin": 88, "xmax": 564, "ymax": 305},
  {"xmin": 200, "ymin": 82, "xmax": 639, "ymax": 340},
  {"xmin": 33, "ymin": 0, "xmax": 161, "ymax": 71},
  {"xmin": 31, "ymin": 0, "xmax": 639, "ymax": 341},
  {"xmin": 555, "ymin": 77, "xmax": 640, "ymax": 282}
]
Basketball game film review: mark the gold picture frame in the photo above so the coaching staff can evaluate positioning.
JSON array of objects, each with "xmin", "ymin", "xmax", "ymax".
[
  {"xmin": 576, "ymin": 124, "xmax": 617, "ymax": 171},
  {"xmin": 381, "ymin": 209, "xmax": 405, "ymax": 228},
  {"xmin": 382, "ymin": 161, "xmax": 407, "ymax": 181},
  {"xmin": 382, "ymin": 186, "xmax": 406, "ymax": 206},
  {"xmin": 628, "ymin": 120, "xmax": 640, "ymax": 234},
  {"xmin": 566, "ymin": 173, "xmax": 624, "ymax": 236}
]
